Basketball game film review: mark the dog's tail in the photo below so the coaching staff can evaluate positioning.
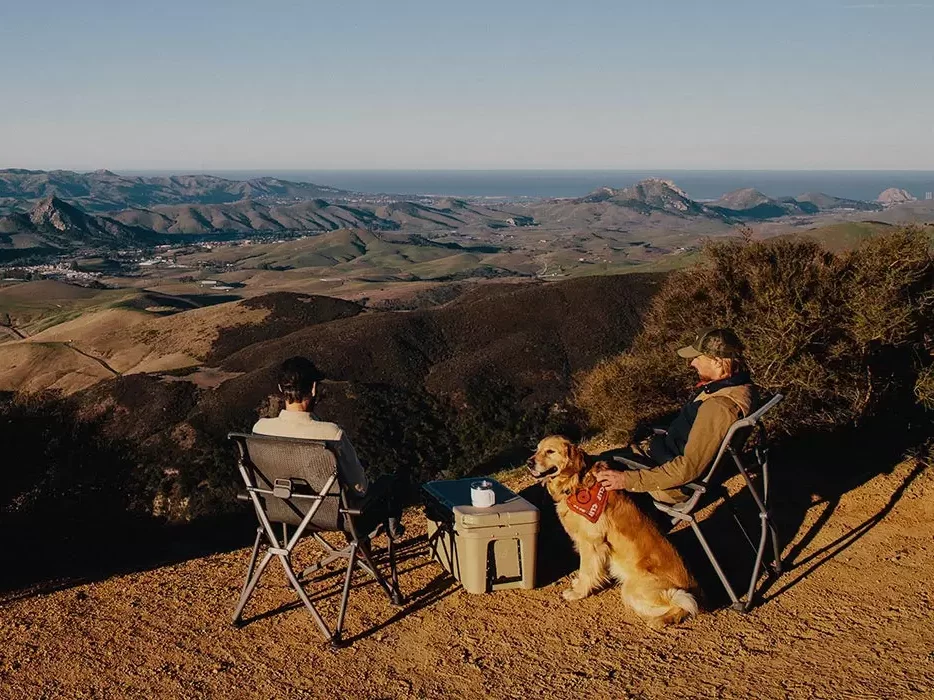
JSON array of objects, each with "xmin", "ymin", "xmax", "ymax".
[
  {"xmin": 627, "ymin": 586, "xmax": 699, "ymax": 628},
  {"xmin": 657, "ymin": 588, "xmax": 699, "ymax": 626},
  {"xmin": 665, "ymin": 588, "xmax": 699, "ymax": 616}
]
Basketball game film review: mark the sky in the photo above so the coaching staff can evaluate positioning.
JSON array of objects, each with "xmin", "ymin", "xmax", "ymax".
[{"xmin": 0, "ymin": 0, "xmax": 931, "ymax": 170}]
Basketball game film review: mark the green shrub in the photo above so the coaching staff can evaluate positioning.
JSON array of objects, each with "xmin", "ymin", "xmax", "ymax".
[{"xmin": 574, "ymin": 229, "xmax": 934, "ymax": 441}]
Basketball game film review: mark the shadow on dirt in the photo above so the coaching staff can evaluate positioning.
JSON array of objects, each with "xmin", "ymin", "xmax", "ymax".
[
  {"xmin": 0, "ymin": 514, "xmax": 254, "ymax": 604},
  {"xmin": 637, "ymin": 417, "xmax": 930, "ymax": 611},
  {"xmin": 516, "ymin": 483, "xmax": 578, "ymax": 587},
  {"xmin": 229, "ymin": 532, "xmax": 460, "ymax": 645}
]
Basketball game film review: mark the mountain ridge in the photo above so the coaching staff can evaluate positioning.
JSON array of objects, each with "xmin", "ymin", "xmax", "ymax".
[
  {"xmin": 0, "ymin": 169, "xmax": 353, "ymax": 211},
  {"xmin": 0, "ymin": 196, "xmax": 156, "ymax": 251}
]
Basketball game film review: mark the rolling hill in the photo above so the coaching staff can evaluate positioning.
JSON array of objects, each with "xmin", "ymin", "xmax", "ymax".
[
  {"xmin": 106, "ymin": 198, "xmax": 529, "ymax": 236},
  {"xmin": 0, "ymin": 169, "xmax": 352, "ymax": 211},
  {"xmin": 0, "ymin": 196, "xmax": 156, "ymax": 253},
  {"xmin": 2, "ymin": 274, "xmax": 662, "ymax": 520},
  {"xmin": 711, "ymin": 189, "xmax": 883, "ymax": 220},
  {"xmin": 794, "ymin": 192, "xmax": 882, "ymax": 212}
]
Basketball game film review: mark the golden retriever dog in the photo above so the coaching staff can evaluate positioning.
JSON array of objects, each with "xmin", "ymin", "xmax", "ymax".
[{"xmin": 529, "ymin": 435, "xmax": 699, "ymax": 629}]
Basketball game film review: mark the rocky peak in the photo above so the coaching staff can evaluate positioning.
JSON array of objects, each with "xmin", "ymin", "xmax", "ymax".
[
  {"xmin": 29, "ymin": 196, "xmax": 89, "ymax": 232},
  {"xmin": 580, "ymin": 178, "xmax": 702, "ymax": 214},
  {"xmin": 614, "ymin": 178, "xmax": 704, "ymax": 215},
  {"xmin": 714, "ymin": 188, "xmax": 774, "ymax": 211},
  {"xmin": 877, "ymin": 188, "xmax": 916, "ymax": 206}
]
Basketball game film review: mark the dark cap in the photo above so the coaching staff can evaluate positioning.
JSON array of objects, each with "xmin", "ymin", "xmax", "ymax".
[{"xmin": 676, "ymin": 328, "xmax": 745, "ymax": 360}]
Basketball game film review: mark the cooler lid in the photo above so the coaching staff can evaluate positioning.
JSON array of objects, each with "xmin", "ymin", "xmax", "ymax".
[
  {"xmin": 453, "ymin": 497, "xmax": 540, "ymax": 527},
  {"xmin": 422, "ymin": 478, "xmax": 539, "ymax": 527},
  {"xmin": 423, "ymin": 478, "xmax": 515, "ymax": 509}
]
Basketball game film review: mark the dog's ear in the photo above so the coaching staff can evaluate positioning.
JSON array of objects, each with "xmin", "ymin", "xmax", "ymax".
[{"xmin": 566, "ymin": 442, "xmax": 587, "ymax": 475}]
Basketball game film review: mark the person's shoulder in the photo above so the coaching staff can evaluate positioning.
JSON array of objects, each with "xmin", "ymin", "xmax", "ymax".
[
  {"xmin": 704, "ymin": 382, "xmax": 755, "ymax": 416},
  {"xmin": 698, "ymin": 394, "xmax": 743, "ymax": 418},
  {"xmin": 252, "ymin": 417, "xmax": 276, "ymax": 434},
  {"xmin": 252, "ymin": 415, "xmax": 344, "ymax": 441},
  {"xmin": 310, "ymin": 420, "xmax": 344, "ymax": 441}
]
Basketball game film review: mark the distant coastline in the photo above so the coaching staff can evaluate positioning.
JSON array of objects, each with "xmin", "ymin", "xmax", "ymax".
[{"xmin": 119, "ymin": 169, "xmax": 934, "ymax": 202}]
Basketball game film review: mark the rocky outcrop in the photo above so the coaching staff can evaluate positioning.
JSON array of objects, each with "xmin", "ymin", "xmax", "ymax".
[
  {"xmin": 579, "ymin": 178, "xmax": 713, "ymax": 217},
  {"xmin": 877, "ymin": 188, "xmax": 917, "ymax": 206}
]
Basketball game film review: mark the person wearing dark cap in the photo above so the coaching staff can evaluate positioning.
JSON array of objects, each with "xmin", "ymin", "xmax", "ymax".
[
  {"xmin": 253, "ymin": 356, "xmax": 369, "ymax": 496},
  {"xmin": 594, "ymin": 328, "xmax": 757, "ymax": 504}
]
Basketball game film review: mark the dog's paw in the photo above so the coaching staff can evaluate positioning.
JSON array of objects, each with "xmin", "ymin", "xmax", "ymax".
[{"xmin": 562, "ymin": 588, "xmax": 588, "ymax": 601}]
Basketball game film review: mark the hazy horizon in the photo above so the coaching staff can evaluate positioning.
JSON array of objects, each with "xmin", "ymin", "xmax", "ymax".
[
  {"xmin": 115, "ymin": 168, "xmax": 934, "ymax": 201},
  {"xmin": 2, "ymin": 1, "xmax": 932, "ymax": 170}
]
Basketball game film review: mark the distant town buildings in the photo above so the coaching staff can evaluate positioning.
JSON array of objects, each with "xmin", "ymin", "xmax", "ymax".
[
  {"xmin": 0, "ymin": 263, "xmax": 104, "ymax": 286},
  {"xmin": 925, "ymin": 192, "xmax": 933, "ymax": 201}
]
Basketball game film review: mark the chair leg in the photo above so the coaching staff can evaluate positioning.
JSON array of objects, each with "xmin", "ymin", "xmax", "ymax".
[
  {"xmin": 386, "ymin": 520, "xmax": 404, "ymax": 605},
  {"xmin": 357, "ymin": 537, "xmax": 398, "ymax": 603},
  {"xmin": 769, "ymin": 517, "xmax": 783, "ymax": 575},
  {"xmin": 353, "ymin": 544, "xmax": 379, "ymax": 580},
  {"xmin": 333, "ymin": 542, "xmax": 359, "ymax": 645},
  {"xmin": 689, "ymin": 519, "xmax": 741, "ymax": 608},
  {"xmin": 278, "ymin": 553, "xmax": 334, "ymax": 643},
  {"xmin": 234, "ymin": 526, "xmax": 263, "ymax": 611},
  {"xmin": 300, "ymin": 550, "xmax": 347, "ymax": 580},
  {"xmin": 232, "ymin": 549, "xmax": 275, "ymax": 625},
  {"xmin": 726, "ymin": 498, "xmax": 758, "ymax": 554},
  {"xmin": 743, "ymin": 512, "xmax": 772, "ymax": 611}
]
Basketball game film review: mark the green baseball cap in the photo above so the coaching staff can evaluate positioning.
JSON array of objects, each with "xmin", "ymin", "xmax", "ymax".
[{"xmin": 677, "ymin": 327, "xmax": 745, "ymax": 359}]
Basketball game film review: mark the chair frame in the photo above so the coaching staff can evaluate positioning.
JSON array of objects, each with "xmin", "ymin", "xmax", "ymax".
[
  {"xmin": 228, "ymin": 432, "xmax": 404, "ymax": 648},
  {"xmin": 615, "ymin": 393, "xmax": 784, "ymax": 612}
]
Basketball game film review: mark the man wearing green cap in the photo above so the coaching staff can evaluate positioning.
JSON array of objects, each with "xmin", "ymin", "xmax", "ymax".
[{"xmin": 594, "ymin": 328, "xmax": 757, "ymax": 504}]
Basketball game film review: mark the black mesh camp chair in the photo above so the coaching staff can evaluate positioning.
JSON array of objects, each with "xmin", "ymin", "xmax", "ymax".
[
  {"xmin": 228, "ymin": 432, "xmax": 404, "ymax": 647},
  {"xmin": 615, "ymin": 393, "xmax": 784, "ymax": 612}
]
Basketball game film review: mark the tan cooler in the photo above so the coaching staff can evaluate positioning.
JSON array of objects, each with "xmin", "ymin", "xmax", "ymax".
[{"xmin": 422, "ymin": 478, "xmax": 539, "ymax": 594}]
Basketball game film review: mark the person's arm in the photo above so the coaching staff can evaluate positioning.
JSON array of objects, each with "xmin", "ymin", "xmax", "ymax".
[
  {"xmin": 334, "ymin": 433, "xmax": 369, "ymax": 495},
  {"xmin": 598, "ymin": 398, "xmax": 740, "ymax": 493}
]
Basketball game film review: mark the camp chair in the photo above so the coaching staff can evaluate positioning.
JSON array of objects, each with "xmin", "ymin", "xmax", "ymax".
[
  {"xmin": 228, "ymin": 432, "xmax": 404, "ymax": 647},
  {"xmin": 615, "ymin": 394, "xmax": 784, "ymax": 612}
]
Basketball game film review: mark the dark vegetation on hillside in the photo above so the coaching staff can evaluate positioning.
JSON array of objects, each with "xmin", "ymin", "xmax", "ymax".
[
  {"xmin": 575, "ymin": 228, "xmax": 934, "ymax": 441},
  {"xmin": 0, "ymin": 273, "xmax": 661, "ymax": 591},
  {"xmin": 206, "ymin": 293, "xmax": 363, "ymax": 362}
]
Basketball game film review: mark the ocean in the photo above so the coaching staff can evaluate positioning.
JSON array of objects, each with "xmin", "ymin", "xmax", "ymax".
[{"xmin": 127, "ymin": 170, "xmax": 934, "ymax": 202}]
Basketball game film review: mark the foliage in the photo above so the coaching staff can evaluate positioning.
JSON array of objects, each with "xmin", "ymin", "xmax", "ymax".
[
  {"xmin": 0, "ymin": 391, "xmax": 161, "ymax": 525},
  {"xmin": 575, "ymin": 228, "xmax": 934, "ymax": 441}
]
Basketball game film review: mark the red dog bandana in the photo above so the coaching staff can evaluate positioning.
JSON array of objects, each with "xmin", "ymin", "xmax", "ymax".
[{"xmin": 566, "ymin": 484, "xmax": 609, "ymax": 523}]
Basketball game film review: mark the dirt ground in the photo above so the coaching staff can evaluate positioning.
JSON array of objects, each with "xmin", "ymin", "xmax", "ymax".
[{"xmin": 1, "ymin": 458, "xmax": 932, "ymax": 699}]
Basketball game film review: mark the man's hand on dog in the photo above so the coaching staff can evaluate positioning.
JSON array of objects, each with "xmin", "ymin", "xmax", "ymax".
[{"xmin": 594, "ymin": 465, "xmax": 629, "ymax": 491}]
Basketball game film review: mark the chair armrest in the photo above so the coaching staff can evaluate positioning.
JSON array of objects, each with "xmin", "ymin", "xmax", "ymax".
[
  {"xmin": 652, "ymin": 427, "xmax": 669, "ymax": 436},
  {"xmin": 612, "ymin": 455, "xmax": 655, "ymax": 471},
  {"xmin": 683, "ymin": 483, "xmax": 706, "ymax": 493},
  {"xmin": 347, "ymin": 475, "xmax": 396, "ymax": 517}
]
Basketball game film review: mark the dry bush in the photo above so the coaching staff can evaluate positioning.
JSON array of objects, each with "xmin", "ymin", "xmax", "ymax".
[
  {"xmin": 916, "ymin": 365, "xmax": 934, "ymax": 410},
  {"xmin": 575, "ymin": 228, "xmax": 934, "ymax": 441},
  {"xmin": 573, "ymin": 352, "xmax": 687, "ymax": 442}
]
